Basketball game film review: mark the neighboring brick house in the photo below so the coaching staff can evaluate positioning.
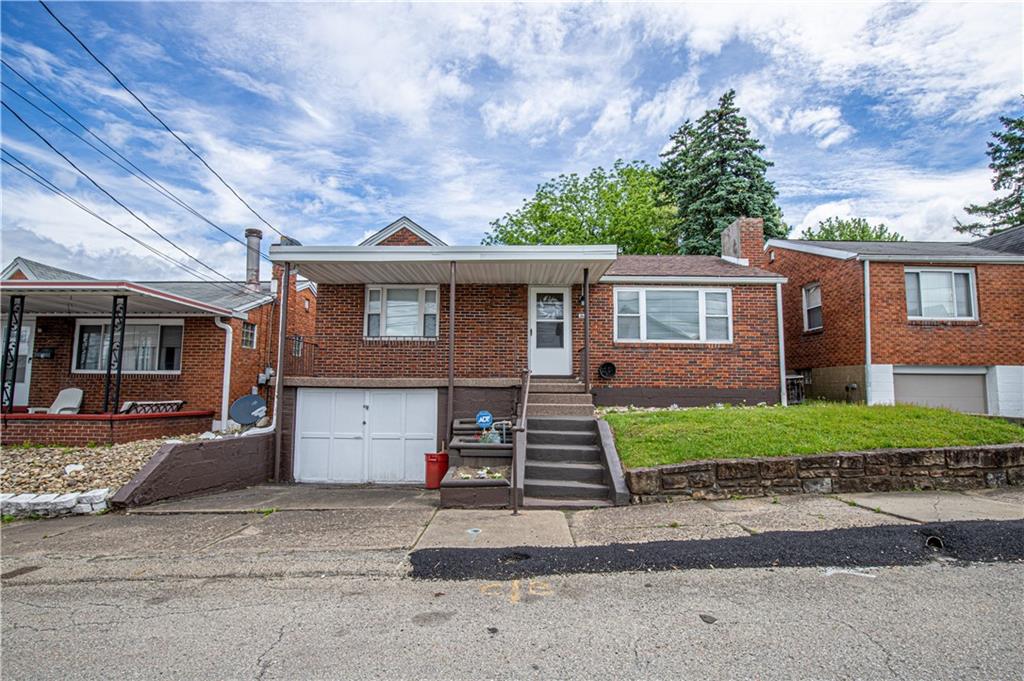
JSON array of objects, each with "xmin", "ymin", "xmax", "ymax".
[
  {"xmin": 762, "ymin": 227, "xmax": 1024, "ymax": 417},
  {"xmin": 270, "ymin": 216, "xmax": 787, "ymax": 485},
  {"xmin": 0, "ymin": 229, "xmax": 316, "ymax": 443}
]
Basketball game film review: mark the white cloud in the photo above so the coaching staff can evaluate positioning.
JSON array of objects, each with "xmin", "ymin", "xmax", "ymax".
[{"xmin": 788, "ymin": 107, "xmax": 855, "ymax": 149}]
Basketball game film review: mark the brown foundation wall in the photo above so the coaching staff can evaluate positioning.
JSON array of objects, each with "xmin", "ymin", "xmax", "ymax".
[{"xmin": 111, "ymin": 433, "xmax": 274, "ymax": 507}]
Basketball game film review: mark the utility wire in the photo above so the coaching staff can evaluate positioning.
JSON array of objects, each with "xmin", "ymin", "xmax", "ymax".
[
  {"xmin": 1, "ymin": 61, "xmax": 273, "ymax": 263},
  {"xmin": 1, "ymin": 150, "xmax": 238, "ymax": 287},
  {"xmin": 38, "ymin": 0, "xmax": 287, "ymax": 238},
  {"xmin": 3, "ymin": 99, "xmax": 242, "ymax": 287}
]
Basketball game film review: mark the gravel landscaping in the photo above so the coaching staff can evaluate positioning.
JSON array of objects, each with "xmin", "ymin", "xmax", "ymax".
[{"xmin": 0, "ymin": 436, "xmax": 200, "ymax": 495}]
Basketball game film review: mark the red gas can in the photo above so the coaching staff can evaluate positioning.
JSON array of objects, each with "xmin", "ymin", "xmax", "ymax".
[{"xmin": 424, "ymin": 452, "xmax": 449, "ymax": 489}]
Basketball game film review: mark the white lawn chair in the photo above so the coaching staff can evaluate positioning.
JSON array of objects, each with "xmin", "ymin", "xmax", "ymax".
[{"xmin": 27, "ymin": 388, "xmax": 83, "ymax": 414}]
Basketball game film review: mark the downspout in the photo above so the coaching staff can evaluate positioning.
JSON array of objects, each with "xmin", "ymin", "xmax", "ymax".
[
  {"xmin": 862, "ymin": 259, "xmax": 872, "ymax": 404},
  {"xmin": 446, "ymin": 261, "xmax": 456, "ymax": 445},
  {"xmin": 775, "ymin": 282, "xmax": 787, "ymax": 406},
  {"xmin": 243, "ymin": 264, "xmax": 289, "ymax": 442},
  {"xmin": 213, "ymin": 317, "xmax": 233, "ymax": 432}
]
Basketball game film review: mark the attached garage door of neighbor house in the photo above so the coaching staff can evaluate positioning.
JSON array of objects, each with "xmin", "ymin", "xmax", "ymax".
[
  {"xmin": 893, "ymin": 372, "xmax": 987, "ymax": 414},
  {"xmin": 293, "ymin": 389, "xmax": 437, "ymax": 483}
]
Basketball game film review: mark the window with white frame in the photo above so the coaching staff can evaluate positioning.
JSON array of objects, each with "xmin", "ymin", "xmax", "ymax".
[
  {"xmin": 802, "ymin": 283, "xmax": 823, "ymax": 331},
  {"xmin": 614, "ymin": 287, "xmax": 732, "ymax": 343},
  {"xmin": 241, "ymin": 322, "xmax": 257, "ymax": 349},
  {"xmin": 74, "ymin": 320, "xmax": 183, "ymax": 373},
  {"xmin": 365, "ymin": 285, "xmax": 438, "ymax": 338},
  {"xmin": 905, "ymin": 268, "xmax": 976, "ymax": 320}
]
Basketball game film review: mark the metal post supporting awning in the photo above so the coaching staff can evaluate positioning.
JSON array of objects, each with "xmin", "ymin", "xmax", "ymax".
[
  {"xmin": 102, "ymin": 295, "xmax": 128, "ymax": 413},
  {"xmin": 1, "ymin": 295, "xmax": 25, "ymax": 412}
]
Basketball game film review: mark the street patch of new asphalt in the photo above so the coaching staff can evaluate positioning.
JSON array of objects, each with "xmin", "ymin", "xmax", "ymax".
[{"xmin": 409, "ymin": 519, "xmax": 1024, "ymax": 580}]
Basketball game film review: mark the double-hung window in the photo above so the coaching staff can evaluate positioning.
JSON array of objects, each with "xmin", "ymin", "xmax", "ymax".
[
  {"xmin": 365, "ymin": 285, "xmax": 439, "ymax": 338},
  {"xmin": 802, "ymin": 283, "xmax": 823, "ymax": 331},
  {"xmin": 905, "ymin": 268, "xmax": 976, "ymax": 320},
  {"xmin": 614, "ymin": 287, "xmax": 732, "ymax": 343},
  {"xmin": 241, "ymin": 322, "xmax": 257, "ymax": 349},
  {"xmin": 74, "ymin": 319, "xmax": 183, "ymax": 373}
]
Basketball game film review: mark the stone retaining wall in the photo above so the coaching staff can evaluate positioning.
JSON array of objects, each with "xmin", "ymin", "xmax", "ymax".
[{"xmin": 624, "ymin": 444, "xmax": 1024, "ymax": 502}]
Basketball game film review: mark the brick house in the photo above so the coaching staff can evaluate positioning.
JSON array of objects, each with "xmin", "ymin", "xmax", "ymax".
[
  {"xmin": 762, "ymin": 225, "xmax": 1024, "ymax": 417},
  {"xmin": 0, "ymin": 229, "xmax": 317, "ymax": 445},
  {"xmin": 269, "ymin": 215, "xmax": 787, "ymax": 496}
]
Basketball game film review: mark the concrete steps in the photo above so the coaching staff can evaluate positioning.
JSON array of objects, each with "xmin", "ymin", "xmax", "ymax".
[
  {"xmin": 525, "ymin": 460, "xmax": 605, "ymax": 483},
  {"xmin": 524, "ymin": 478, "xmax": 610, "ymax": 500},
  {"xmin": 521, "ymin": 497, "xmax": 613, "ymax": 509},
  {"xmin": 526, "ymin": 403, "xmax": 595, "ymax": 417},
  {"xmin": 525, "ymin": 442, "xmax": 601, "ymax": 462}
]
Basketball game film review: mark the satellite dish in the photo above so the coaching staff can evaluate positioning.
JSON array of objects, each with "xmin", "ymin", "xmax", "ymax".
[{"xmin": 229, "ymin": 394, "xmax": 267, "ymax": 426}]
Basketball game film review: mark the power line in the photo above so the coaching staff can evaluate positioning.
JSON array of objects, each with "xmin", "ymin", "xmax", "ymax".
[
  {"xmin": 3, "ymin": 99, "xmax": 241, "ymax": 286},
  {"xmin": 1, "ymin": 60, "xmax": 273, "ymax": 263},
  {"xmin": 1, "ymin": 150, "xmax": 240, "ymax": 288},
  {"xmin": 38, "ymin": 0, "xmax": 287, "ymax": 238}
]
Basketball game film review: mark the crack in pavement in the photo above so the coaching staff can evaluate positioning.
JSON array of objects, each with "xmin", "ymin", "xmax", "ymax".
[{"xmin": 255, "ymin": 624, "xmax": 288, "ymax": 681}]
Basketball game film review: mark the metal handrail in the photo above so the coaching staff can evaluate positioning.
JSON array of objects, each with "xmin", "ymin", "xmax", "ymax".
[{"xmin": 511, "ymin": 368, "xmax": 531, "ymax": 515}]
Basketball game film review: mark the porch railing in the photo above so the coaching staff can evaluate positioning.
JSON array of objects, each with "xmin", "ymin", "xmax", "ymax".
[
  {"xmin": 512, "ymin": 367, "xmax": 531, "ymax": 515},
  {"xmin": 284, "ymin": 336, "xmax": 318, "ymax": 376}
]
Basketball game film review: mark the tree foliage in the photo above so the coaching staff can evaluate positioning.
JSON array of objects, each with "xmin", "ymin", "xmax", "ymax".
[
  {"xmin": 800, "ymin": 216, "xmax": 905, "ymax": 241},
  {"xmin": 481, "ymin": 160, "xmax": 677, "ymax": 254},
  {"xmin": 956, "ymin": 105, "xmax": 1024, "ymax": 237},
  {"xmin": 658, "ymin": 89, "xmax": 787, "ymax": 255}
]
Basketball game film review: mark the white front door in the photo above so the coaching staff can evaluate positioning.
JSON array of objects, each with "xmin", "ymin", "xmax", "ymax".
[
  {"xmin": 294, "ymin": 388, "xmax": 436, "ymax": 483},
  {"xmin": 529, "ymin": 287, "xmax": 572, "ymax": 376},
  {"xmin": 12, "ymin": 321, "xmax": 35, "ymax": 407}
]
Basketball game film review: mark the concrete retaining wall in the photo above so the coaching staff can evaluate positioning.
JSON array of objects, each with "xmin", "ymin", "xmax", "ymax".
[
  {"xmin": 624, "ymin": 443, "xmax": 1024, "ymax": 502},
  {"xmin": 111, "ymin": 433, "xmax": 274, "ymax": 508}
]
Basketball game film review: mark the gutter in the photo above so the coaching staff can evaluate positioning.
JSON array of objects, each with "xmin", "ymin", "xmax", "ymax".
[
  {"xmin": 863, "ymin": 260, "xmax": 872, "ymax": 403},
  {"xmin": 213, "ymin": 317, "xmax": 233, "ymax": 432}
]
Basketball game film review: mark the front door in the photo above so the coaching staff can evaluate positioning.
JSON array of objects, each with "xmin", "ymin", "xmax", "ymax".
[
  {"xmin": 12, "ymin": 321, "xmax": 34, "ymax": 407},
  {"xmin": 529, "ymin": 287, "xmax": 572, "ymax": 376}
]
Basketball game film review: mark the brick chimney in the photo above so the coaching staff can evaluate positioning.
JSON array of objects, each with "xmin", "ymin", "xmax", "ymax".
[
  {"xmin": 721, "ymin": 217, "xmax": 766, "ymax": 268},
  {"xmin": 245, "ymin": 228, "xmax": 262, "ymax": 291}
]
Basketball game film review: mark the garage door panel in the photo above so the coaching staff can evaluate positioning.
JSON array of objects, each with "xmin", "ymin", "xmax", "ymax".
[
  {"xmin": 297, "ymin": 389, "xmax": 334, "ymax": 435},
  {"xmin": 894, "ymin": 373, "xmax": 986, "ymax": 413},
  {"xmin": 369, "ymin": 437, "xmax": 405, "ymax": 482},
  {"xmin": 295, "ymin": 436, "xmax": 331, "ymax": 482},
  {"xmin": 332, "ymin": 390, "xmax": 365, "ymax": 436},
  {"xmin": 404, "ymin": 391, "xmax": 436, "ymax": 435},
  {"xmin": 404, "ymin": 436, "xmax": 434, "ymax": 481},
  {"xmin": 330, "ymin": 436, "xmax": 365, "ymax": 483}
]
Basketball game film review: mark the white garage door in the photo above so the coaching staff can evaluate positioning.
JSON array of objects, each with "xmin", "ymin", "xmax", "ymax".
[
  {"xmin": 893, "ymin": 373, "xmax": 987, "ymax": 413},
  {"xmin": 293, "ymin": 389, "xmax": 437, "ymax": 483}
]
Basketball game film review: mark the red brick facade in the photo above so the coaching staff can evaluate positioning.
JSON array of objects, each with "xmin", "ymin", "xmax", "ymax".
[
  {"xmin": 868, "ymin": 261, "xmax": 1024, "ymax": 366},
  {"xmin": 1, "ymin": 411, "xmax": 214, "ymax": 446},
  {"xmin": 306, "ymin": 280, "xmax": 783, "ymax": 405},
  {"xmin": 377, "ymin": 227, "xmax": 432, "ymax": 246},
  {"xmin": 764, "ymin": 246, "xmax": 1024, "ymax": 369},
  {"xmin": 765, "ymin": 246, "xmax": 867, "ymax": 370},
  {"xmin": 579, "ymin": 283, "xmax": 781, "ymax": 395},
  {"xmin": 16, "ymin": 269, "xmax": 314, "ymax": 422},
  {"xmin": 312, "ymin": 284, "xmax": 528, "ymax": 378}
]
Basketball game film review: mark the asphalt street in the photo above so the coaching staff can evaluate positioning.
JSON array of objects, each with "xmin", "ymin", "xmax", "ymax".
[
  {"xmin": 2, "ymin": 560, "xmax": 1021, "ymax": 679},
  {"xmin": 3, "ymin": 487, "xmax": 1023, "ymax": 679}
]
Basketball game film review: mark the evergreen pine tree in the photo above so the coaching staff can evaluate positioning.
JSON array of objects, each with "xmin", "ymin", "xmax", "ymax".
[
  {"xmin": 955, "ymin": 106, "xmax": 1024, "ymax": 237},
  {"xmin": 659, "ymin": 90, "xmax": 787, "ymax": 254}
]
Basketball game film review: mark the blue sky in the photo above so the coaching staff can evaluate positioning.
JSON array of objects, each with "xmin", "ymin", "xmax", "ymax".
[{"xmin": 1, "ymin": 2, "xmax": 1021, "ymax": 281}]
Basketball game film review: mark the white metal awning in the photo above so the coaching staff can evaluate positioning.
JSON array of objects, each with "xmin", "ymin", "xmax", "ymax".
[
  {"xmin": 268, "ymin": 245, "xmax": 619, "ymax": 285},
  {"xmin": 0, "ymin": 281, "xmax": 240, "ymax": 317}
]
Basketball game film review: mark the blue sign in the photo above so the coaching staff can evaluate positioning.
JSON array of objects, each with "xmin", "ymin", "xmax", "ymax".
[{"xmin": 475, "ymin": 410, "xmax": 493, "ymax": 429}]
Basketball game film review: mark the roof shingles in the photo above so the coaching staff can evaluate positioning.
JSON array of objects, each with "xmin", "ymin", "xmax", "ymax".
[{"xmin": 604, "ymin": 255, "xmax": 779, "ymax": 278}]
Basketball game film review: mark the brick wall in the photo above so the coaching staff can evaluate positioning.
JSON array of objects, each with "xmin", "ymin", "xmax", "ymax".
[
  {"xmin": 765, "ymin": 248, "xmax": 1024, "ymax": 369},
  {"xmin": 580, "ymin": 283, "xmax": 781, "ymax": 400},
  {"xmin": 764, "ymin": 247, "xmax": 866, "ymax": 370},
  {"xmin": 869, "ymin": 262, "xmax": 1024, "ymax": 365},
  {"xmin": 0, "ymin": 412, "xmax": 214, "ymax": 446},
  {"xmin": 312, "ymin": 283, "xmax": 527, "ymax": 378},
  {"xmin": 377, "ymin": 228, "xmax": 432, "ymax": 246},
  {"xmin": 29, "ymin": 317, "xmax": 227, "ymax": 416}
]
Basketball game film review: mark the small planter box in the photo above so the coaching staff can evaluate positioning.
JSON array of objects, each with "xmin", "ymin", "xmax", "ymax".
[{"xmin": 439, "ymin": 466, "xmax": 511, "ymax": 509}]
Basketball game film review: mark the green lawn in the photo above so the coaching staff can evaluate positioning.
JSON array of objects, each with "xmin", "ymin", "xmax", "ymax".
[{"xmin": 604, "ymin": 402, "xmax": 1024, "ymax": 469}]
